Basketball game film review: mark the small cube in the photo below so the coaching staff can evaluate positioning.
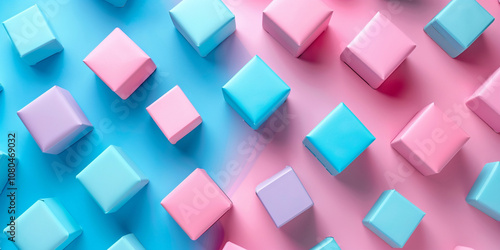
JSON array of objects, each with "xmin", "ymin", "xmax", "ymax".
[
  {"xmin": 363, "ymin": 190, "xmax": 425, "ymax": 248},
  {"xmin": 466, "ymin": 67, "xmax": 500, "ymax": 133},
  {"xmin": 222, "ymin": 241, "xmax": 246, "ymax": 250},
  {"xmin": 466, "ymin": 162, "xmax": 500, "ymax": 221},
  {"xmin": 263, "ymin": 0, "xmax": 333, "ymax": 57},
  {"xmin": 256, "ymin": 166, "xmax": 313, "ymax": 228},
  {"xmin": 424, "ymin": 0, "xmax": 494, "ymax": 58},
  {"xmin": 310, "ymin": 237, "xmax": 341, "ymax": 250},
  {"xmin": 3, "ymin": 198, "xmax": 82, "ymax": 249},
  {"xmin": 84, "ymin": 28, "xmax": 156, "ymax": 99},
  {"xmin": 222, "ymin": 56, "xmax": 290, "ymax": 130},
  {"xmin": 76, "ymin": 146, "xmax": 149, "ymax": 214},
  {"xmin": 391, "ymin": 103, "xmax": 469, "ymax": 176},
  {"xmin": 2, "ymin": 5, "xmax": 63, "ymax": 65},
  {"xmin": 17, "ymin": 86, "xmax": 93, "ymax": 154},
  {"xmin": 161, "ymin": 168, "xmax": 232, "ymax": 240},
  {"xmin": 454, "ymin": 247, "xmax": 475, "ymax": 250},
  {"xmin": 108, "ymin": 234, "xmax": 145, "ymax": 250},
  {"xmin": 303, "ymin": 103, "xmax": 375, "ymax": 176},
  {"xmin": 170, "ymin": 0, "xmax": 235, "ymax": 57},
  {"xmin": 340, "ymin": 12, "xmax": 416, "ymax": 89},
  {"xmin": 147, "ymin": 85, "xmax": 202, "ymax": 144},
  {"xmin": 104, "ymin": 0, "xmax": 127, "ymax": 7}
]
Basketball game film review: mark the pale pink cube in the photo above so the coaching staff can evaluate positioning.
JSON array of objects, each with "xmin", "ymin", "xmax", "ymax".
[
  {"xmin": 466, "ymin": 67, "xmax": 500, "ymax": 133},
  {"xmin": 341, "ymin": 12, "xmax": 416, "ymax": 89},
  {"xmin": 263, "ymin": 0, "xmax": 332, "ymax": 57},
  {"xmin": 84, "ymin": 28, "xmax": 156, "ymax": 100},
  {"xmin": 161, "ymin": 168, "xmax": 232, "ymax": 240},
  {"xmin": 146, "ymin": 85, "xmax": 202, "ymax": 144},
  {"xmin": 454, "ymin": 247, "xmax": 474, "ymax": 250},
  {"xmin": 222, "ymin": 241, "xmax": 246, "ymax": 250},
  {"xmin": 391, "ymin": 103, "xmax": 469, "ymax": 176}
]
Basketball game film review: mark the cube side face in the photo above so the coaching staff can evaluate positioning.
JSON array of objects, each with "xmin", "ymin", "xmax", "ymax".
[
  {"xmin": 467, "ymin": 68, "xmax": 500, "ymax": 133},
  {"xmin": 222, "ymin": 241, "xmax": 246, "ymax": 250},
  {"xmin": 341, "ymin": 48, "xmax": 383, "ymax": 89},
  {"xmin": 109, "ymin": 234, "xmax": 145, "ymax": 250},
  {"xmin": 424, "ymin": 20, "xmax": 462, "ymax": 58},
  {"xmin": 466, "ymin": 162, "xmax": 500, "ymax": 221},
  {"xmin": 310, "ymin": 237, "xmax": 341, "ymax": 250},
  {"xmin": 105, "ymin": 0, "xmax": 128, "ymax": 7}
]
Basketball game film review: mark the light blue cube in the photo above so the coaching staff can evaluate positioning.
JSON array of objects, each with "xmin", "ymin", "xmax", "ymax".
[
  {"xmin": 104, "ymin": 0, "xmax": 127, "ymax": 7},
  {"xmin": 363, "ymin": 190, "xmax": 425, "ymax": 248},
  {"xmin": 466, "ymin": 162, "xmax": 500, "ymax": 221},
  {"xmin": 303, "ymin": 103, "xmax": 375, "ymax": 176},
  {"xmin": 310, "ymin": 237, "xmax": 341, "ymax": 250},
  {"xmin": 3, "ymin": 198, "xmax": 82, "ymax": 250},
  {"xmin": 2, "ymin": 5, "xmax": 64, "ymax": 65},
  {"xmin": 222, "ymin": 56, "xmax": 290, "ymax": 130},
  {"xmin": 108, "ymin": 234, "xmax": 145, "ymax": 250},
  {"xmin": 424, "ymin": 0, "xmax": 494, "ymax": 58},
  {"xmin": 170, "ymin": 0, "xmax": 235, "ymax": 57},
  {"xmin": 76, "ymin": 145, "xmax": 148, "ymax": 214}
]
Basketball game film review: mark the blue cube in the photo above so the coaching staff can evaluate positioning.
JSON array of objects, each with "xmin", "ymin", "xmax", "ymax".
[
  {"xmin": 2, "ymin": 5, "xmax": 64, "ymax": 65},
  {"xmin": 170, "ymin": 0, "xmax": 235, "ymax": 57},
  {"xmin": 424, "ymin": 0, "xmax": 494, "ymax": 58},
  {"xmin": 363, "ymin": 190, "xmax": 425, "ymax": 248},
  {"xmin": 76, "ymin": 145, "xmax": 148, "ymax": 214},
  {"xmin": 3, "ymin": 198, "xmax": 82, "ymax": 249},
  {"xmin": 310, "ymin": 237, "xmax": 341, "ymax": 250},
  {"xmin": 104, "ymin": 0, "xmax": 127, "ymax": 7},
  {"xmin": 222, "ymin": 56, "xmax": 290, "ymax": 130},
  {"xmin": 109, "ymin": 234, "xmax": 145, "ymax": 250},
  {"xmin": 466, "ymin": 162, "xmax": 500, "ymax": 221},
  {"xmin": 303, "ymin": 103, "xmax": 375, "ymax": 176}
]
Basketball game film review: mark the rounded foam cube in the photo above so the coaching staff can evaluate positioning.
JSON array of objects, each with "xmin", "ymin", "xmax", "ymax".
[
  {"xmin": 108, "ymin": 234, "xmax": 145, "ymax": 250},
  {"xmin": 466, "ymin": 67, "xmax": 500, "ymax": 133},
  {"xmin": 466, "ymin": 162, "xmax": 500, "ymax": 221}
]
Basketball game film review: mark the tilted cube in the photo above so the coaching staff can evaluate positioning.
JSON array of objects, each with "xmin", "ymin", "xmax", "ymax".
[
  {"xmin": 222, "ymin": 241, "xmax": 246, "ymax": 250},
  {"xmin": 466, "ymin": 67, "xmax": 500, "ymax": 133},
  {"xmin": 466, "ymin": 162, "xmax": 500, "ymax": 221},
  {"xmin": 311, "ymin": 237, "xmax": 341, "ymax": 250},
  {"xmin": 104, "ymin": 0, "xmax": 127, "ymax": 7},
  {"xmin": 108, "ymin": 234, "xmax": 145, "ymax": 250}
]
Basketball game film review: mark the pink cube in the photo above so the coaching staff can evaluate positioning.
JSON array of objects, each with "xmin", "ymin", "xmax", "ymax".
[
  {"xmin": 84, "ymin": 28, "xmax": 156, "ymax": 100},
  {"xmin": 161, "ymin": 168, "xmax": 232, "ymax": 240},
  {"xmin": 263, "ymin": 0, "xmax": 332, "ymax": 57},
  {"xmin": 147, "ymin": 85, "xmax": 202, "ymax": 144},
  {"xmin": 222, "ymin": 241, "xmax": 246, "ymax": 250},
  {"xmin": 454, "ymin": 247, "xmax": 474, "ymax": 250},
  {"xmin": 466, "ymin": 67, "xmax": 500, "ymax": 133},
  {"xmin": 391, "ymin": 103, "xmax": 469, "ymax": 176},
  {"xmin": 341, "ymin": 12, "xmax": 416, "ymax": 89}
]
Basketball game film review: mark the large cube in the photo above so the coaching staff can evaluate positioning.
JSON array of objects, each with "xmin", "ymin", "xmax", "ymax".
[
  {"xmin": 147, "ymin": 85, "xmax": 202, "ymax": 144},
  {"xmin": 256, "ymin": 166, "xmax": 313, "ymax": 228},
  {"xmin": 263, "ymin": 0, "xmax": 333, "ymax": 57},
  {"xmin": 303, "ymin": 103, "xmax": 375, "ymax": 176},
  {"xmin": 222, "ymin": 241, "xmax": 246, "ymax": 250},
  {"xmin": 104, "ymin": 0, "xmax": 127, "ymax": 7},
  {"xmin": 161, "ymin": 168, "xmax": 232, "ymax": 240},
  {"xmin": 17, "ymin": 86, "xmax": 93, "ymax": 154},
  {"xmin": 391, "ymin": 103, "xmax": 469, "ymax": 176},
  {"xmin": 76, "ymin": 146, "xmax": 149, "ymax": 214},
  {"xmin": 466, "ymin": 162, "xmax": 500, "ymax": 221},
  {"xmin": 84, "ymin": 28, "xmax": 156, "ymax": 100},
  {"xmin": 3, "ymin": 198, "xmax": 82, "ymax": 250},
  {"xmin": 424, "ymin": 0, "xmax": 494, "ymax": 58},
  {"xmin": 340, "ymin": 12, "xmax": 416, "ymax": 89},
  {"xmin": 466, "ymin": 67, "xmax": 500, "ymax": 133},
  {"xmin": 222, "ymin": 56, "xmax": 290, "ymax": 130},
  {"xmin": 311, "ymin": 237, "xmax": 341, "ymax": 250},
  {"xmin": 2, "ymin": 5, "xmax": 63, "ymax": 65},
  {"xmin": 363, "ymin": 190, "xmax": 425, "ymax": 248},
  {"xmin": 170, "ymin": 0, "xmax": 235, "ymax": 57},
  {"xmin": 108, "ymin": 234, "xmax": 145, "ymax": 250}
]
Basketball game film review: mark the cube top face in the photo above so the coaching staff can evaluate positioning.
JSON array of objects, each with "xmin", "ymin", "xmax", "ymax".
[
  {"xmin": 146, "ymin": 85, "xmax": 202, "ymax": 144},
  {"xmin": 466, "ymin": 162, "xmax": 500, "ymax": 221},
  {"xmin": 310, "ymin": 237, "xmax": 341, "ymax": 250},
  {"xmin": 304, "ymin": 103, "xmax": 375, "ymax": 175},
  {"xmin": 222, "ymin": 241, "xmax": 246, "ymax": 250},
  {"xmin": 222, "ymin": 56, "xmax": 291, "ymax": 130},
  {"xmin": 255, "ymin": 166, "xmax": 313, "ymax": 228},
  {"xmin": 109, "ymin": 234, "xmax": 145, "ymax": 250},
  {"xmin": 161, "ymin": 168, "xmax": 232, "ymax": 240},
  {"xmin": 363, "ymin": 190, "xmax": 425, "ymax": 248},
  {"xmin": 467, "ymin": 68, "xmax": 500, "ymax": 133}
]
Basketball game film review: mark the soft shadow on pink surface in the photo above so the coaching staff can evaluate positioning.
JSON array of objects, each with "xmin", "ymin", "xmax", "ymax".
[
  {"xmin": 336, "ymin": 149, "xmax": 379, "ymax": 198},
  {"xmin": 377, "ymin": 60, "xmax": 411, "ymax": 97},
  {"xmin": 280, "ymin": 208, "xmax": 318, "ymax": 249},
  {"xmin": 300, "ymin": 27, "xmax": 337, "ymax": 64}
]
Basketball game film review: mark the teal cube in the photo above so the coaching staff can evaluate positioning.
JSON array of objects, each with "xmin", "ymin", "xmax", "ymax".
[
  {"xmin": 104, "ymin": 0, "xmax": 127, "ymax": 7},
  {"xmin": 170, "ymin": 0, "xmax": 235, "ymax": 57},
  {"xmin": 76, "ymin": 146, "xmax": 148, "ymax": 214},
  {"xmin": 310, "ymin": 237, "xmax": 341, "ymax": 250},
  {"xmin": 303, "ymin": 103, "xmax": 375, "ymax": 176},
  {"xmin": 109, "ymin": 234, "xmax": 145, "ymax": 250},
  {"xmin": 363, "ymin": 190, "xmax": 425, "ymax": 248},
  {"xmin": 424, "ymin": 0, "xmax": 494, "ymax": 58},
  {"xmin": 3, "ymin": 198, "xmax": 82, "ymax": 250},
  {"xmin": 466, "ymin": 162, "xmax": 500, "ymax": 221},
  {"xmin": 222, "ymin": 56, "xmax": 290, "ymax": 130},
  {"xmin": 2, "ymin": 5, "xmax": 63, "ymax": 65}
]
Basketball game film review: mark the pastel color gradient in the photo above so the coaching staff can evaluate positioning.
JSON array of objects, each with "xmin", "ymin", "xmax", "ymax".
[
  {"xmin": 310, "ymin": 237, "xmax": 341, "ymax": 250},
  {"xmin": 466, "ymin": 67, "xmax": 500, "ymax": 133},
  {"xmin": 108, "ymin": 234, "xmax": 146, "ymax": 250},
  {"xmin": 466, "ymin": 162, "xmax": 500, "ymax": 221}
]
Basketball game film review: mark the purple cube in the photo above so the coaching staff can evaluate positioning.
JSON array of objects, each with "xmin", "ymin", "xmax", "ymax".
[{"xmin": 18, "ymin": 86, "xmax": 93, "ymax": 154}]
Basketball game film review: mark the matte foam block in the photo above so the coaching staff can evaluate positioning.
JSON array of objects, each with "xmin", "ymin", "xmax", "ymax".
[
  {"xmin": 454, "ymin": 247, "xmax": 475, "ymax": 250},
  {"xmin": 263, "ymin": 0, "xmax": 333, "ymax": 57},
  {"xmin": 363, "ymin": 190, "xmax": 425, "ymax": 248},
  {"xmin": 303, "ymin": 103, "xmax": 375, "ymax": 176},
  {"xmin": 466, "ymin": 162, "xmax": 500, "ymax": 221},
  {"xmin": 2, "ymin": 5, "xmax": 63, "ymax": 65},
  {"xmin": 161, "ymin": 168, "xmax": 232, "ymax": 240},
  {"xmin": 256, "ymin": 166, "xmax": 313, "ymax": 228},
  {"xmin": 222, "ymin": 55, "xmax": 290, "ymax": 130},
  {"xmin": 84, "ymin": 28, "xmax": 156, "ymax": 100},
  {"xmin": 3, "ymin": 198, "xmax": 82, "ymax": 250},
  {"xmin": 222, "ymin": 241, "xmax": 246, "ymax": 250},
  {"xmin": 17, "ymin": 86, "xmax": 93, "ymax": 154},
  {"xmin": 310, "ymin": 237, "xmax": 341, "ymax": 250},
  {"xmin": 424, "ymin": 0, "xmax": 494, "ymax": 58},
  {"xmin": 104, "ymin": 0, "xmax": 127, "ymax": 7},
  {"xmin": 170, "ymin": 0, "xmax": 235, "ymax": 57},
  {"xmin": 391, "ymin": 103, "xmax": 469, "ymax": 176},
  {"xmin": 76, "ymin": 146, "xmax": 149, "ymax": 214},
  {"xmin": 147, "ymin": 85, "xmax": 202, "ymax": 144},
  {"xmin": 340, "ymin": 12, "xmax": 415, "ymax": 89},
  {"xmin": 108, "ymin": 234, "xmax": 145, "ymax": 250},
  {"xmin": 466, "ymin": 67, "xmax": 500, "ymax": 133}
]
